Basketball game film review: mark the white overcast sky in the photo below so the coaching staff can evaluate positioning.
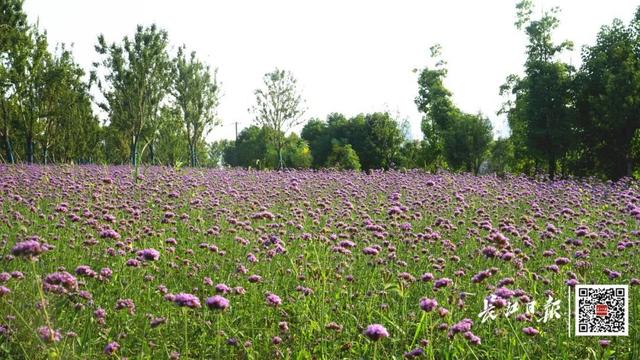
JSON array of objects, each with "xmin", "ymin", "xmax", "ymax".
[{"xmin": 23, "ymin": 0, "xmax": 639, "ymax": 141}]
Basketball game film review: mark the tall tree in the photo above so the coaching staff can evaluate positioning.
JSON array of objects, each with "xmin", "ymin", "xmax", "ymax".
[
  {"xmin": 173, "ymin": 46, "xmax": 221, "ymax": 167},
  {"xmin": 415, "ymin": 44, "xmax": 457, "ymax": 169},
  {"xmin": 92, "ymin": 24, "xmax": 173, "ymax": 167},
  {"xmin": 574, "ymin": 10, "xmax": 640, "ymax": 179},
  {"xmin": 442, "ymin": 113, "xmax": 493, "ymax": 174},
  {"xmin": 503, "ymin": 1, "xmax": 574, "ymax": 179},
  {"xmin": 249, "ymin": 68, "xmax": 306, "ymax": 169},
  {"xmin": 416, "ymin": 45, "xmax": 494, "ymax": 173},
  {"xmin": 0, "ymin": 0, "xmax": 30, "ymax": 163},
  {"xmin": 359, "ymin": 112, "xmax": 404, "ymax": 170}
]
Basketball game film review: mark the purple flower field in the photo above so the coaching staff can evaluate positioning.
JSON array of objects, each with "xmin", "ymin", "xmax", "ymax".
[{"xmin": 1, "ymin": 165, "xmax": 639, "ymax": 359}]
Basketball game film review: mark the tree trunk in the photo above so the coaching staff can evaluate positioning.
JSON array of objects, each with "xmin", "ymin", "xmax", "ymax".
[
  {"xmin": 189, "ymin": 142, "xmax": 196, "ymax": 167},
  {"xmin": 548, "ymin": 154, "xmax": 556, "ymax": 180},
  {"xmin": 26, "ymin": 134, "xmax": 34, "ymax": 164},
  {"xmin": 130, "ymin": 137, "xmax": 138, "ymax": 166},
  {"xmin": 149, "ymin": 142, "xmax": 155, "ymax": 164},
  {"xmin": 3, "ymin": 134, "xmax": 14, "ymax": 164}
]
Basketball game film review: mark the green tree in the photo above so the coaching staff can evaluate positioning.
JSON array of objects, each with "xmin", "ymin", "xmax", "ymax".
[
  {"xmin": 358, "ymin": 112, "xmax": 404, "ymax": 170},
  {"xmin": 487, "ymin": 137, "xmax": 515, "ymax": 176},
  {"xmin": 442, "ymin": 113, "xmax": 493, "ymax": 174},
  {"xmin": 154, "ymin": 106, "xmax": 187, "ymax": 166},
  {"xmin": 574, "ymin": 10, "xmax": 640, "ymax": 179},
  {"xmin": 326, "ymin": 143, "xmax": 361, "ymax": 170},
  {"xmin": 92, "ymin": 24, "xmax": 173, "ymax": 167},
  {"xmin": 502, "ymin": 1, "xmax": 574, "ymax": 179},
  {"xmin": 301, "ymin": 117, "xmax": 332, "ymax": 168},
  {"xmin": 397, "ymin": 140, "xmax": 424, "ymax": 169},
  {"xmin": 173, "ymin": 46, "xmax": 220, "ymax": 167},
  {"xmin": 282, "ymin": 133, "xmax": 312, "ymax": 169},
  {"xmin": 206, "ymin": 139, "xmax": 233, "ymax": 167},
  {"xmin": 0, "ymin": 0, "xmax": 30, "ymax": 163},
  {"xmin": 415, "ymin": 44, "xmax": 457, "ymax": 169},
  {"xmin": 249, "ymin": 68, "xmax": 306, "ymax": 169},
  {"xmin": 224, "ymin": 125, "xmax": 269, "ymax": 168}
]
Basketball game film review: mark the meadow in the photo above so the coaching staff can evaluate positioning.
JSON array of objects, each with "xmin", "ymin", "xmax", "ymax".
[{"xmin": 0, "ymin": 165, "xmax": 639, "ymax": 359}]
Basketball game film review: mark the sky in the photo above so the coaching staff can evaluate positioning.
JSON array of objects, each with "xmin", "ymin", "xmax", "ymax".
[{"xmin": 22, "ymin": 0, "xmax": 640, "ymax": 141}]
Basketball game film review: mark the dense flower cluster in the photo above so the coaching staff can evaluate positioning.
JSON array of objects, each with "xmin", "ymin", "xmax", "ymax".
[{"xmin": 1, "ymin": 166, "xmax": 639, "ymax": 358}]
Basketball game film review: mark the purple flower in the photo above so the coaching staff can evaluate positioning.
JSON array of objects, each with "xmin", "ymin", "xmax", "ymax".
[
  {"xmin": 433, "ymin": 278, "xmax": 452, "ymax": 289},
  {"xmin": 215, "ymin": 283, "xmax": 231, "ymax": 294},
  {"xmin": 494, "ymin": 287, "xmax": 515, "ymax": 299},
  {"xmin": 404, "ymin": 347, "xmax": 424, "ymax": 358},
  {"xmin": 565, "ymin": 279, "xmax": 578, "ymax": 287},
  {"xmin": 100, "ymin": 228, "xmax": 121, "ymax": 240},
  {"xmin": 363, "ymin": 324, "xmax": 389, "ymax": 340},
  {"xmin": 94, "ymin": 308, "xmax": 106, "ymax": 325},
  {"xmin": 420, "ymin": 273, "xmax": 434, "ymax": 282},
  {"xmin": 100, "ymin": 267, "xmax": 113, "ymax": 279},
  {"xmin": 126, "ymin": 258, "xmax": 141, "ymax": 267},
  {"xmin": 266, "ymin": 293, "xmax": 282, "ymax": 307},
  {"xmin": 43, "ymin": 272, "xmax": 78, "ymax": 294},
  {"xmin": 599, "ymin": 339, "xmax": 610, "ymax": 347},
  {"xmin": 75, "ymin": 265, "xmax": 97, "ymax": 278},
  {"xmin": 173, "ymin": 293, "xmax": 201, "ymax": 308},
  {"xmin": 11, "ymin": 240, "xmax": 45, "ymax": 258},
  {"xmin": 419, "ymin": 298, "xmax": 438, "ymax": 312},
  {"xmin": 37, "ymin": 326, "xmax": 61, "ymax": 343},
  {"xmin": 449, "ymin": 318, "xmax": 473, "ymax": 337},
  {"xmin": 0, "ymin": 286, "xmax": 10, "ymax": 297},
  {"xmin": 104, "ymin": 341, "xmax": 120, "ymax": 355},
  {"xmin": 522, "ymin": 327, "xmax": 539, "ymax": 336},
  {"xmin": 136, "ymin": 248, "xmax": 160, "ymax": 261},
  {"xmin": 206, "ymin": 295, "xmax": 230, "ymax": 310},
  {"xmin": 115, "ymin": 298, "xmax": 136, "ymax": 314},
  {"xmin": 362, "ymin": 247, "xmax": 379, "ymax": 256}
]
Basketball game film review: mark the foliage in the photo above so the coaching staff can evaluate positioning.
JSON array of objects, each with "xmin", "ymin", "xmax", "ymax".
[
  {"xmin": 173, "ymin": 46, "xmax": 220, "ymax": 167},
  {"xmin": 92, "ymin": 24, "xmax": 173, "ymax": 167},
  {"xmin": 249, "ymin": 69, "xmax": 306, "ymax": 169},
  {"xmin": 573, "ymin": 12, "xmax": 640, "ymax": 179},
  {"xmin": 326, "ymin": 143, "xmax": 361, "ymax": 170}
]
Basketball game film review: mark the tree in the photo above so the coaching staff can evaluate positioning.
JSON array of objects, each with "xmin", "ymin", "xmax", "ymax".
[
  {"xmin": 282, "ymin": 133, "xmax": 312, "ymax": 169},
  {"xmin": 173, "ymin": 46, "xmax": 220, "ymax": 167},
  {"xmin": 442, "ymin": 113, "xmax": 492, "ymax": 174},
  {"xmin": 397, "ymin": 140, "xmax": 425, "ymax": 169},
  {"xmin": 224, "ymin": 125, "xmax": 269, "ymax": 168},
  {"xmin": 38, "ymin": 45, "xmax": 99, "ymax": 164},
  {"xmin": 416, "ymin": 45, "xmax": 494, "ymax": 173},
  {"xmin": 487, "ymin": 138, "xmax": 515, "ymax": 176},
  {"xmin": 415, "ymin": 44, "xmax": 457, "ymax": 169},
  {"xmin": 326, "ymin": 143, "xmax": 361, "ymax": 170},
  {"xmin": 206, "ymin": 139, "xmax": 233, "ymax": 168},
  {"xmin": 0, "ymin": 0, "xmax": 30, "ymax": 163},
  {"xmin": 249, "ymin": 68, "xmax": 306, "ymax": 169},
  {"xmin": 358, "ymin": 112, "xmax": 404, "ymax": 170},
  {"xmin": 154, "ymin": 106, "xmax": 187, "ymax": 166},
  {"xmin": 301, "ymin": 117, "xmax": 332, "ymax": 168},
  {"xmin": 92, "ymin": 24, "xmax": 173, "ymax": 167},
  {"xmin": 502, "ymin": 1, "xmax": 574, "ymax": 179},
  {"xmin": 574, "ymin": 10, "xmax": 640, "ymax": 179}
]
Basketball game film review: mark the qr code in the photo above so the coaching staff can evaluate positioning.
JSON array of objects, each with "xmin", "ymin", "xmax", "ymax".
[{"xmin": 575, "ymin": 285, "xmax": 628, "ymax": 336}]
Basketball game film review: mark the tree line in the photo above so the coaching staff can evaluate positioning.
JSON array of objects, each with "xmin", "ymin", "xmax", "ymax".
[{"xmin": 1, "ymin": 0, "xmax": 639, "ymax": 179}]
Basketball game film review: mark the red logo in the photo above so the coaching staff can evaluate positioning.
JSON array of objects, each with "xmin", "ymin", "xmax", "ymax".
[{"xmin": 595, "ymin": 304, "xmax": 608, "ymax": 316}]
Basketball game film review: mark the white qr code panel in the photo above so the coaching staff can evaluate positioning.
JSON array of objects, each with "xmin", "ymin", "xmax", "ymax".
[{"xmin": 575, "ymin": 285, "xmax": 628, "ymax": 336}]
